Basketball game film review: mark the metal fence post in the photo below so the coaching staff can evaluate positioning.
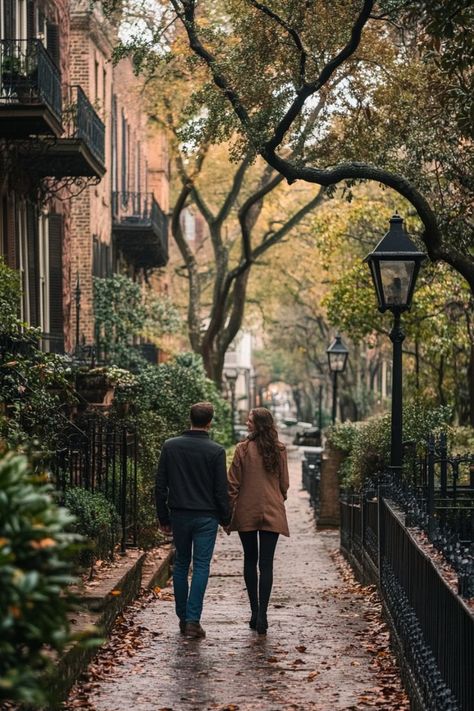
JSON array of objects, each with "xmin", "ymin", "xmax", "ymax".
[{"xmin": 120, "ymin": 427, "xmax": 127, "ymax": 555}]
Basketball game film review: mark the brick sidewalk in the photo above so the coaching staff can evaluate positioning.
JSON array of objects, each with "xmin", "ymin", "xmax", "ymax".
[{"xmin": 67, "ymin": 451, "xmax": 400, "ymax": 711}]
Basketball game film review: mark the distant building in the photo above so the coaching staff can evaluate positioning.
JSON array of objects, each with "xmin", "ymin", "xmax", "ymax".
[{"xmin": 224, "ymin": 330, "xmax": 255, "ymax": 421}]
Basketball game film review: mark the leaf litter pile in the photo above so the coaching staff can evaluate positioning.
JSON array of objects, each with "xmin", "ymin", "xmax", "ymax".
[
  {"xmin": 63, "ymin": 587, "xmax": 169, "ymax": 710},
  {"xmin": 331, "ymin": 550, "xmax": 410, "ymax": 710}
]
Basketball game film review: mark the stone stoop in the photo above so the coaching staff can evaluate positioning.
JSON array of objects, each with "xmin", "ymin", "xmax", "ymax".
[{"xmin": 48, "ymin": 545, "xmax": 174, "ymax": 707}]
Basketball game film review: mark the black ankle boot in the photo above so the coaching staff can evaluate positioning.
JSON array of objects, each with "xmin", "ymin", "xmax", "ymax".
[
  {"xmin": 249, "ymin": 609, "xmax": 258, "ymax": 630},
  {"xmin": 256, "ymin": 612, "xmax": 268, "ymax": 635}
]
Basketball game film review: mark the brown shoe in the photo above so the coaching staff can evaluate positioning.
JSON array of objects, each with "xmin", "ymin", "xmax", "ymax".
[
  {"xmin": 179, "ymin": 619, "xmax": 186, "ymax": 634},
  {"xmin": 184, "ymin": 621, "xmax": 206, "ymax": 638}
]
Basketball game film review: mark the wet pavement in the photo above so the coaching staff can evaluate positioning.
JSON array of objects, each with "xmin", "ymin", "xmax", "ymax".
[{"xmin": 66, "ymin": 449, "xmax": 407, "ymax": 710}]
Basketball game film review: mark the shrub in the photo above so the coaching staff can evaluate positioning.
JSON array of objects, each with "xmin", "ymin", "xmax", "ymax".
[
  {"xmin": 327, "ymin": 402, "xmax": 452, "ymax": 489},
  {"xmin": 63, "ymin": 488, "xmax": 120, "ymax": 566},
  {"xmin": 0, "ymin": 258, "xmax": 76, "ymax": 451},
  {"xmin": 132, "ymin": 354, "xmax": 232, "ymax": 447},
  {"xmin": 0, "ymin": 453, "xmax": 79, "ymax": 707}
]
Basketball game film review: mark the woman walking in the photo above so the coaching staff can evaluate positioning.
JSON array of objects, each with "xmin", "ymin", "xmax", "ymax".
[{"xmin": 227, "ymin": 408, "xmax": 289, "ymax": 634}]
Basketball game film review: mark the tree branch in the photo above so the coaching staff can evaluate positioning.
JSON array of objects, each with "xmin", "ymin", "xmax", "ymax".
[
  {"xmin": 253, "ymin": 187, "xmax": 325, "ymax": 260},
  {"xmin": 216, "ymin": 153, "xmax": 253, "ymax": 226},
  {"xmin": 265, "ymin": 0, "xmax": 375, "ymax": 152},
  {"xmin": 170, "ymin": 0, "xmax": 253, "ymax": 134},
  {"xmin": 247, "ymin": 0, "xmax": 307, "ymax": 86}
]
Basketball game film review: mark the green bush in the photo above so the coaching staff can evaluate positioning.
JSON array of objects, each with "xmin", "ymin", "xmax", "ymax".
[
  {"xmin": 0, "ymin": 258, "xmax": 76, "ymax": 451},
  {"xmin": 132, "ymin": 354, "xmax": 232, "ymax": 447},
  {"xmin": 63, "ymin": 488, "xmax": 120, "ymax": 565},
  {"xmin": 0, "ymin": 453, "xmax": 80, "ymax": 707},
  {"xmin": 327, "ymin": 402, "xmax": 452, "ymax": 489},
  {"xmin": 108, "ymin": 353, "xmax": 232, "ymax": 546}
]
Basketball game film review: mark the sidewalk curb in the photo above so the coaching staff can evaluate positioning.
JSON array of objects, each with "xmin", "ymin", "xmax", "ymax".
[{"xmin": 49, "ymin": 547, "xmax": 174, "ymax": 707}]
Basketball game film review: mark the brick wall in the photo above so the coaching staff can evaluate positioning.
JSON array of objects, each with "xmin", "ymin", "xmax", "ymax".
[{"xmin": 65, "ymin": 4, "xmax": 170, "ymax": 349}]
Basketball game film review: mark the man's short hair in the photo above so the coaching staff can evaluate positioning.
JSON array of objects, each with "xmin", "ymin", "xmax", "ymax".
[{"xmin": 190, "ymin": 402, "xmax": 214, "ymax": 427}]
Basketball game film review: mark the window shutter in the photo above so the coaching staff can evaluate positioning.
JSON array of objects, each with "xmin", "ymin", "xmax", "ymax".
[
  {"xmin": 46, "ymin": 22, "xmax": 60, "ymax": 68},
  {"xmin": 7, "ymin": 198, "xmax": 17, "ymax": 269},
  {"xmin": 4, "ymin": 0, "xmax": 16, "ymax": 40},
  {"xmin": 26, "ymin": 202, "xmax": 39, "ymax": 327},
  {"xmin": 48, "ymin": 213, "xmax": 64, "ymax": 351},
  {"xmin": 27, "ymin": 1, "xmax": 36, "ymax": 39}
]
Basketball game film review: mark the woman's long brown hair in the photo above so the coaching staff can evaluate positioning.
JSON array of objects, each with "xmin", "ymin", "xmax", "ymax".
[{"xmin": 250, "ymin": 407, "xmax": 282, "ymax": 474}]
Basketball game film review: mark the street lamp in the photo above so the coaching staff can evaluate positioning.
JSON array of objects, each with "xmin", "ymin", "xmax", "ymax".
[
  {"xmin": 364, "ymin": 213, "xmax": 426, "ymax": 478},
  {"xmin": 224, "ymin": 368, "xmax": 238, "ymax": 442},
  {"xmin": 327, "ymin": 335, "xmax": 349, "ymax": 424}
]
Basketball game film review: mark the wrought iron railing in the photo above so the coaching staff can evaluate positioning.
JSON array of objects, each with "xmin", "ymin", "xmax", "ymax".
[
  {"xmin": 340, "ymin": 471, "xmax": 474, "ymax": 711},
  {"xmin": 0, "ymin": 39, "xmax": 61, "ymax": 122},
  {"xmin": 65, "ymin": 85, "xmax": 105, "ymax": 164},
  {"xmin": 112, "ymin": 191, "xmax": 168, "ymax": 248},
  {"xmin": 52, "ymin": 414, "xmax": 138, "ymax": 554}
]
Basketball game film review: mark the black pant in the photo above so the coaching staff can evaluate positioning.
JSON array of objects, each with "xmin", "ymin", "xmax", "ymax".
[{"xmin": 238, "ymin": 530, "xmax": 279, "ymax": 618}]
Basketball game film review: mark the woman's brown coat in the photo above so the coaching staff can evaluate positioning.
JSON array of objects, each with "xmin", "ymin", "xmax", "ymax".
[{"xmin": 228, "ymin": 439, "xmax": 290, "ymax": 536}]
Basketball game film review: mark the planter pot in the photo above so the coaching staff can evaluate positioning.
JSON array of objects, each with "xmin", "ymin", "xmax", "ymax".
[{"xmin": 75, "ymin": 373, "xmax": 115, "ymax": 404}]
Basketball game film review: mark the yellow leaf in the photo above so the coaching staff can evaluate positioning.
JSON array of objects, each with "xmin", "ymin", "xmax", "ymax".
[{"xmin": 110, "ymin": 589, "xmax": 121, "ymax": 596}]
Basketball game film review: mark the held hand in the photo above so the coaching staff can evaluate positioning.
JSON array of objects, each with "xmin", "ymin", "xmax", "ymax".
[
  {"xmin": 159, "ymin": 523, "xmax": 172, "ymax": 536},
  {"xmin": 223, "ymin": 525, "xmax": 231, "ymax": 536}
]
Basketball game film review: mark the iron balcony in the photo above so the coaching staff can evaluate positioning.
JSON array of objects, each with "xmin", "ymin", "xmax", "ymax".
[
  {"xmin": 0, "ymin": 38, "xmax": 62, "ymax": 137},
  {"xmin": 37, "ymin": 85, "xmax": 106, "ymax": 178},
  {"xmin": 112, "ymin": 192, "xmax": 169, "ymax": 269}
]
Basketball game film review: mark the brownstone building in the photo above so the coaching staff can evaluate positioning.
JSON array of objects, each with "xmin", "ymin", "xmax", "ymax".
[{"xmin": 0, "ymin": 0, "xmax": 169, "ymax": 355}]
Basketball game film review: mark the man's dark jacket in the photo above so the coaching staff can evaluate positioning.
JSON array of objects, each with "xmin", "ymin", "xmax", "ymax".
[{"xmin": 155, "ymin": 430, "xmax": 231, "ymax": 527}]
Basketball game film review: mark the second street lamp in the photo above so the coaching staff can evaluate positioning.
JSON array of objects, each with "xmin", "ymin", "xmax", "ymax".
[
  {"xmin": 327, "ymin": 335, "xmax": 349, "ymax": 424},
  {"xmin": 364, "ymin": 214, "xmax": 426, "ymax": 479}
]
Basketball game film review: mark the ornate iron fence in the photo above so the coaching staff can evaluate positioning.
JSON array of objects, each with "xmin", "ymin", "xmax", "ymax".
[
  {"xmin": 380, "ymin": 496, "xmax": 473, "ymax": 711},
  {"xmin": 52, "ymin": 414, "xmax": 138, "ymax": 553},
  {"xmin": 340, "ymin": 467, "xmax": 474, "ymax": 711}
]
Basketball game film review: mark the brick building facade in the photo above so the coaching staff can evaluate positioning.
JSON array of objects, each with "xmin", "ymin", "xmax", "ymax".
[
  {"xmin": 67, "ymin": 0, "xmax": 169, "ymax": 352},
  {"xmin": 0, "ymin": 0, "xmax": 169, "ymax": 355}
]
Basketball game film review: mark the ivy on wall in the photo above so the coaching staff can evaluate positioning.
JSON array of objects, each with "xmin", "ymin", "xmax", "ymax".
[{"xmin": 93, "ymin": 274, "xmax": 182, "ymax": 369}]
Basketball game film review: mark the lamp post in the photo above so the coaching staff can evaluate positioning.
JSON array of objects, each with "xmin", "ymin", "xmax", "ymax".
[
  {"xmin": 225, "ymin": 368, "xmax": 238, "ymax": 442},
  {"xmin": 327, "ymin": 335, "xmax": 349, "ymax": 424},
  {"xmin": 364, "ymin": 214, "xmax": 426, "ymax": 479}
]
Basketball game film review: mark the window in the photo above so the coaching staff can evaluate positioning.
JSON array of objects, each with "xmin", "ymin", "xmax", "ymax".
[
  {"xmin": 47, "ymin": 214, "xmax": 64, "ymax": 353},
  {"xmin": 111, "ymin": 94, "xmax": 118, "ymax": 193},
  {"xmin": 17, "ymin": 202, "xmax": 28, "ymax": 322},
  {"xmin": 16, "ymin": 0, "xmax": 26, "ymax": 39},
  {"xmin": 121, "ymin": 109, "xmax": 127, "ymax": 194}
]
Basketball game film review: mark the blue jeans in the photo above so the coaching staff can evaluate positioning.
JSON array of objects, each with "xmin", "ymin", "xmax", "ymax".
[{"xmin": 170, "ymin": 512, "xmax": 218, "ymax": 623}]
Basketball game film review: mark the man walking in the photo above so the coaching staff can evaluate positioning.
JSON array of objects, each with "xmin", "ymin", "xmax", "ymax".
[{"xmin": 155, "ymin": 402, "xmax": 231, "ymax": 638}]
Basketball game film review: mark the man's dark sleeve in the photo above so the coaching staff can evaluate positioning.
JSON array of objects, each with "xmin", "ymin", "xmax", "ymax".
[
  {"xmin": 213, "ymin": 448, "xmax": 231, "ymax": 526},
  {"xmin": 155, "ymin": 444, "xmax": 170, "ymax": 526}
]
